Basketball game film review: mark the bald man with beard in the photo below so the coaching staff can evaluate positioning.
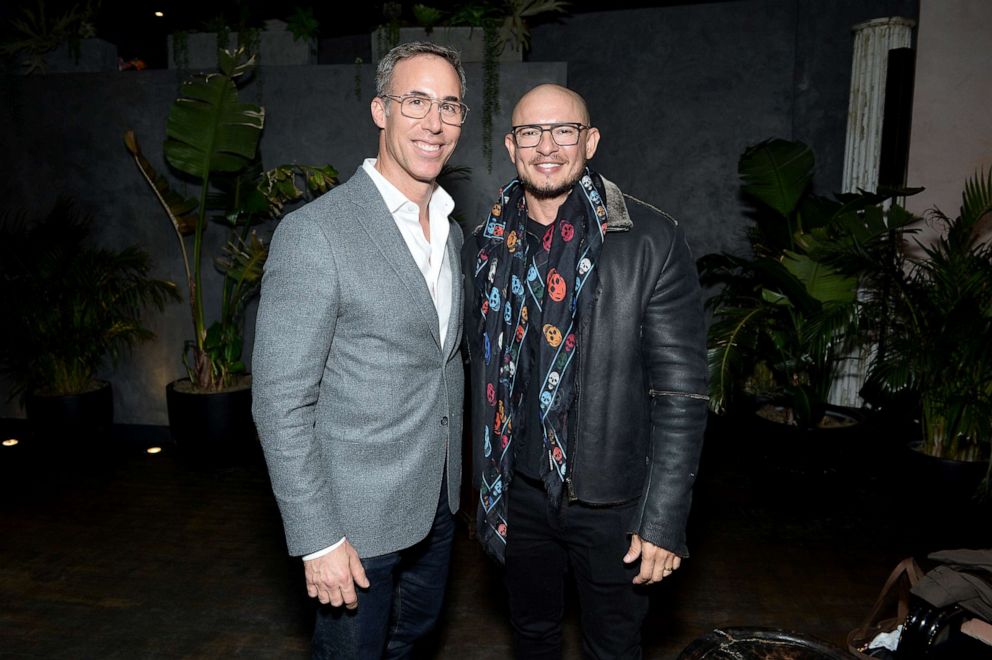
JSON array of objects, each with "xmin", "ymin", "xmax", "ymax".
[{"xmin": 463, "ymin": 84, "xmax": 709, "ymax": 658}]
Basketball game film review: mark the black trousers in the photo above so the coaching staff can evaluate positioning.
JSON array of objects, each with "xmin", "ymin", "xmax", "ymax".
[{"xmin": 504, "ymin": 474, "xmax": 651, "ymax": 659}]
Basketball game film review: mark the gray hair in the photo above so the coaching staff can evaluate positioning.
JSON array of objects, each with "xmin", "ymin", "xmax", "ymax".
[{"xmin": 375, "ymin": 41, "xmax": 467, "ymax": 101}]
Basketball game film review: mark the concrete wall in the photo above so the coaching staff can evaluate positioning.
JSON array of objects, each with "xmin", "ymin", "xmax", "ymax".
[
  {"xmin": 0, "ymin": 62, "xmax": 565, "ymax": 424},
  {"xmin": 0, "ymin": 0, "xmax": 924, "ymax": 424},
  {"xmin": 530, "ymin": 0, "xmax": 919, "ymax": 260}
]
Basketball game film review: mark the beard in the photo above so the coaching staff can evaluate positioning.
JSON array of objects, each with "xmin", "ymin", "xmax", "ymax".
[{"xmin": 519, "ymin": 168, "xmax": 583, "ymax": 200}]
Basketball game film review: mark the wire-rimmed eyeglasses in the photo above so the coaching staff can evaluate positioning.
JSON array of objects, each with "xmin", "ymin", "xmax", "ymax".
[
  {"xmin": 380, "ymin": 94, "xmax": 470, "ymax": 126},
  {"xmin": 510, "ymin": 123, "xmax": 589, "ymax": 148}
]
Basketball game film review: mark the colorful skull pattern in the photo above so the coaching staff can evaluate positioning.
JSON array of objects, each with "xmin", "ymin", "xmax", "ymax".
[
  {"xmin": 543, "ymin": 324, "xmax": 563, "ymax": 347},
  {"xmin": 547, "ymin": 270, "xmax": 567, "ymax": 302}
]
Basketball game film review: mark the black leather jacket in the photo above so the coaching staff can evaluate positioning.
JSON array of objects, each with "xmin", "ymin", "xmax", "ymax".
[{"xmin": 463, "ymin": 176, "xmax": 708, "ymax": 556}]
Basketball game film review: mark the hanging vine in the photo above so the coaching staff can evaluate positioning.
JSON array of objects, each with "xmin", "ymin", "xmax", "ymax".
[
  {"xmin": 354, "ymin": 57, "xmax": 364, "ymax": 99},
  {"xmin": 172, "ymin": 30, "xmax": 189, "ymax": 70},
  {"xmin": 482, "ymin": 18, "xmax": 502, "ymax": 173}
]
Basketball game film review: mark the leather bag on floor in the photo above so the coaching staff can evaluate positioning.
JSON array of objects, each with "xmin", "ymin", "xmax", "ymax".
[{"xmin": 848, "ymin": 557, "xmax": 925, "ymax": 659}]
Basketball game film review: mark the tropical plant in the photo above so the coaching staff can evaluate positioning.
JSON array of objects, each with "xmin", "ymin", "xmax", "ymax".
[
  {"xmin": 124, "ymin": 47, "xmax": 337, "ymax": 393},
  {"xmin": 0, "ymin": 197, "xmax": 178, "ymax": 401},
  {"xmin": 698, "ymin": 138, "xmax": 914, "ymax": 429},
  {"xmin": 445, "ymin": 0, "xmax": 568, "ymax": 53},
  {"xmin": 0, "ymin": 0, "xmax": 99, "ymax": 74},
  {"xmin": 820, "ymin": 169, "xmax": 992, "ymax": 472},
  {"xmin": 286, "ymin": 6, "xmax": 319, "ymax": 42}
]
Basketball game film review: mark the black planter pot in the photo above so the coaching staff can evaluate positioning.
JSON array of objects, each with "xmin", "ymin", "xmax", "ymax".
[
  {"xmin": 901, "ymin": 442, "xmax": 990, "ymax": 506},
  {"xmin": 717, "ymin": 400, "xmax": 868, "ymax": 479},
  {"xmin": 25, "ymin": 380, "xmax": 114, "ymax": 449},
  {"xmin": 165, "ymin": 378, "xmax": 258, "ymax": 466}
]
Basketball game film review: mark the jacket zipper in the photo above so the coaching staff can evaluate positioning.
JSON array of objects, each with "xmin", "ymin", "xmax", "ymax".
[{"xmin": 648, "ymin": 389, "xmax": 710, "ymax": 401}]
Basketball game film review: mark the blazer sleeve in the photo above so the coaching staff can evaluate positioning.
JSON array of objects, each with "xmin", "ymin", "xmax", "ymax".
[{"xmin": 251, "ymin": 209, "xmax": 343, "ymax": 556}]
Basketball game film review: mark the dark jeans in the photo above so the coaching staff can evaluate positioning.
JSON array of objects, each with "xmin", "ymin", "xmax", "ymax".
[
  {"xmin": 312, "ymin": 477, "xmax": 454, "ymax": 660},
  {"xmin": 505, "ymin": 475, "xmax": 650, "ymax": 660}
]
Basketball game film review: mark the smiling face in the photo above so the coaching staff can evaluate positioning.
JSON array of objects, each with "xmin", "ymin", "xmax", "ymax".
[
  {"xmin": 505, "ymin": 84, "xmax": 600, "ymax": 207},
  {"xmin": 371, "ymin": 54, "xmax": 463, "ymax": 201}
]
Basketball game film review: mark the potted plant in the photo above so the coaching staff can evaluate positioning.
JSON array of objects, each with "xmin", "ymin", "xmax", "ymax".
[
  {"xmin": 373, "ymin": 0, "xmax": 569, "ymax": 171},
  {"xmin": 0, "ymin": 197, "xmax": 178, "ymax": 450},
  {"xmin": 124, "ymin": 47, "xmax": 337, "ymax": 462},
  {"xmin": 0, "ymin": 0, "xmax": 116, "ymax": 74},
  {"xmin": 697, "ymin": 139, "xmax": 920, "ymax": 474},
  {"xmin": 822, "ymin": 169, "xmax": 992, "ymax": 498}
]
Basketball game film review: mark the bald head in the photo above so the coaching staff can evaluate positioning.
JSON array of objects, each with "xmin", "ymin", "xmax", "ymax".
[
  {"xmin": 511, "ymin": 84, "xmax": 591, "ymax": 127},
  {"xmin": 504, "ymin": 83, "xmax": 600, "ymax": 215}
]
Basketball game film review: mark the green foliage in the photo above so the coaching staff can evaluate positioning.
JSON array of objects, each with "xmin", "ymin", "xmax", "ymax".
[
  {"xmin": 826, "ymin": 170, "xmax": 992, "ymax": 466},
  {"xmin": 445, "ymin": 0, "xmax": 568, "ymax": 52},
  {"xmin": 413, "ymin": 4, "xmax": 445, "ymax": 31},
  {"xmin": 0, "ymin": 197, "xmax": 178, "ymax": 400},
  {"xmin": 286, "ymin": 6, "xmax": 319, "ymax": 41},
  {"xmin": 700, "ymin": 139, "xmax": 910, "ymax": 429},
  {"xmin": 502, "ymin": 0, "xmax": 569, "ymax": 53},
  {"xmin": 481, "ymin": 18, "xmax": 501, "ymax": 172},
  {"xmin": 0, "ymin": 0, "xmax": 99, "ymax": 74},
  {"xmin": 125, "ymin": 47, "xmax": 337, "ymax": 393}
]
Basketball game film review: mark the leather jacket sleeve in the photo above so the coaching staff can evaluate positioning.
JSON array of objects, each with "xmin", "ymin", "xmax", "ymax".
[{"xmin": 633, "ymin": 218, "xmax": 709, "ymax": 557}]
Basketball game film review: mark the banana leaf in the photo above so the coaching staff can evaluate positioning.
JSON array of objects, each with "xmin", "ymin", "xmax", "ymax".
[
  {"xmin": 739, "ymin": 138, "xmax": 814, "ymax": 219},
  {"xmin": 163, "ymin": 57, "xmax": 264, "ymax": 180}
]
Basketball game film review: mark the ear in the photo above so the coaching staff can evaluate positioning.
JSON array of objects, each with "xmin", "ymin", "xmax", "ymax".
[
  {"xmin": 583, "ymin": 127, "xmax": 601, "ymax": 161},
  {"xmin": 504, "ymin": 132, "xmax": 518, "ymax": 164},
  {"xmin": 371, "ymin": 96, "xmax": 387, "ymax": 129}
]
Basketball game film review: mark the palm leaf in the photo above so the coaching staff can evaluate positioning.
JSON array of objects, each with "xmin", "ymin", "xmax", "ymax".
[{"xmin": 961, "ymin": 168, "xmax": 992, "ymax": 228}]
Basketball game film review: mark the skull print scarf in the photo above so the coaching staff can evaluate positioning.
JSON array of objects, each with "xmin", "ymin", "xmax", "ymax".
[{"xmin": 471, "ymin": 169, "xmax": 607, "ymax": 562}]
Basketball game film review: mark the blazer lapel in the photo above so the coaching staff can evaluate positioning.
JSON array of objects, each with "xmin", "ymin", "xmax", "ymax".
[
  {"xmin": 441, "ymin": 229, "xmax": 463, "ymax": 361},
  {"xmin": 347, "ymin": 168, "xmax": 442, "ymax": 349}
]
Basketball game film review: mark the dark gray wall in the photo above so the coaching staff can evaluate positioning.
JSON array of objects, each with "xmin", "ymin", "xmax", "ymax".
[
  {"xmin": 530, "ymin": 0, "xmax": 918, "ymax": 260},
  {"xmin": 0, "ymin": 62, "xmax": 566, "ymax": 424},
  {"xmin": 0, "ymin": 0, "xmax": 920, "ymax": 424}
]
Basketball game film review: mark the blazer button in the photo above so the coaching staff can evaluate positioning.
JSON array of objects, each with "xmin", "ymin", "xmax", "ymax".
[{"xmin": 441, "ymin": 416, "xmax": 449, "ymax": 426}]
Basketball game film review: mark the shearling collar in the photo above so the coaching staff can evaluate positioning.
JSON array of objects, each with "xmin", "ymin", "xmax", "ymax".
[{"xmin": 601, "ymin": 175, "xmax": 633, "ymax": 232}]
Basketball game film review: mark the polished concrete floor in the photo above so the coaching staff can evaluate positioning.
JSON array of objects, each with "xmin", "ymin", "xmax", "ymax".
[{"xmin": 1, "ymin": 415, "xmax": 989, "ymax": 658}]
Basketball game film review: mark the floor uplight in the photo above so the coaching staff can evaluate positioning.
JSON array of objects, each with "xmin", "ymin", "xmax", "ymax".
[
  {"xmin": 146, "ymin": 446, "xmax": 162, "ymax": 454},
  {"xmin": 2, "ymin": 438, "xmax": 18, "ymax": 447}
]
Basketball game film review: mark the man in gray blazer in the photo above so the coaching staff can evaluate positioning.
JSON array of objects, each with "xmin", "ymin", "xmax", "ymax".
[{"xmin": 252, "ymin": 42, "xmax": 467, "ymax": 659}]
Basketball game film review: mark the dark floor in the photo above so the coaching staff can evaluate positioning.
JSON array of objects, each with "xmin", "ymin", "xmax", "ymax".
[{"xmin": 1, "ymin": 414, "xmax": 989, "ymax": 659}]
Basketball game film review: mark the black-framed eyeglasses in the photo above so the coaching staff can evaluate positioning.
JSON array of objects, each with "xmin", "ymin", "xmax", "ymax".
[
  {"xmin": 510, "ymin": 123, "xmax": 589, "ymax": 148},
  {"xmin": 380, "ymin": 94, "xmax": 470, "ymax": 126}
]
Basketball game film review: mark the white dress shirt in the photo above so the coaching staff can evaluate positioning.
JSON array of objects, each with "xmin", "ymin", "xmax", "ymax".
[{"xmin": 303, "ymin": 159, "xmax": 456, "ymax": 561}]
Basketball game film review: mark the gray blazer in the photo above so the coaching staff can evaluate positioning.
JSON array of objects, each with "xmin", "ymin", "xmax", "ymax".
[{"xmin": 251, "ymin": 166, "xmax": 464, "ymax": 558}]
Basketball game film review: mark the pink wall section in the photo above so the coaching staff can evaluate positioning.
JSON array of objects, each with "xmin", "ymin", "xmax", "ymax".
[{"xmin": 906, "ymin": 0, "xmax": 992, "ymax": 220}]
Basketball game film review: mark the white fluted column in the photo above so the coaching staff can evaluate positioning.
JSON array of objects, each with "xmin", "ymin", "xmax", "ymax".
[
  {"xmin": 842, "ymin": 17, "xmax": 916, "ymax": 194},
  {"xmin": 831, "ymin": 16, "xmax": 915, "ymax": 408}
]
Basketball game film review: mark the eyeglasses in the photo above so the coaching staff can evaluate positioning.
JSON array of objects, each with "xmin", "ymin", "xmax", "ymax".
[
  {"xmin": 380, "ymin": 94, "xmax": 470, "ymax": 126},
  {"xmin": 510, "ymin": 123, "xmax": 589, "ymax": 148}
]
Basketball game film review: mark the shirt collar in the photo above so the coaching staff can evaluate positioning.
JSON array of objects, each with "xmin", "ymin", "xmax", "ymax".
[{"xmin": 362, "ymin": 158, "xmax": 455, "ymax": 219}]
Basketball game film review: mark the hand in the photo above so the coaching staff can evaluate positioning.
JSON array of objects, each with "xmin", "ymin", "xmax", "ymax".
[
  {"xmin": 303, "ymin": 539, "xmax": 370, "ymax": 609},
  {"xmin": 623, "ymin": 534, "xmax": 681, "ymax": 585}
]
